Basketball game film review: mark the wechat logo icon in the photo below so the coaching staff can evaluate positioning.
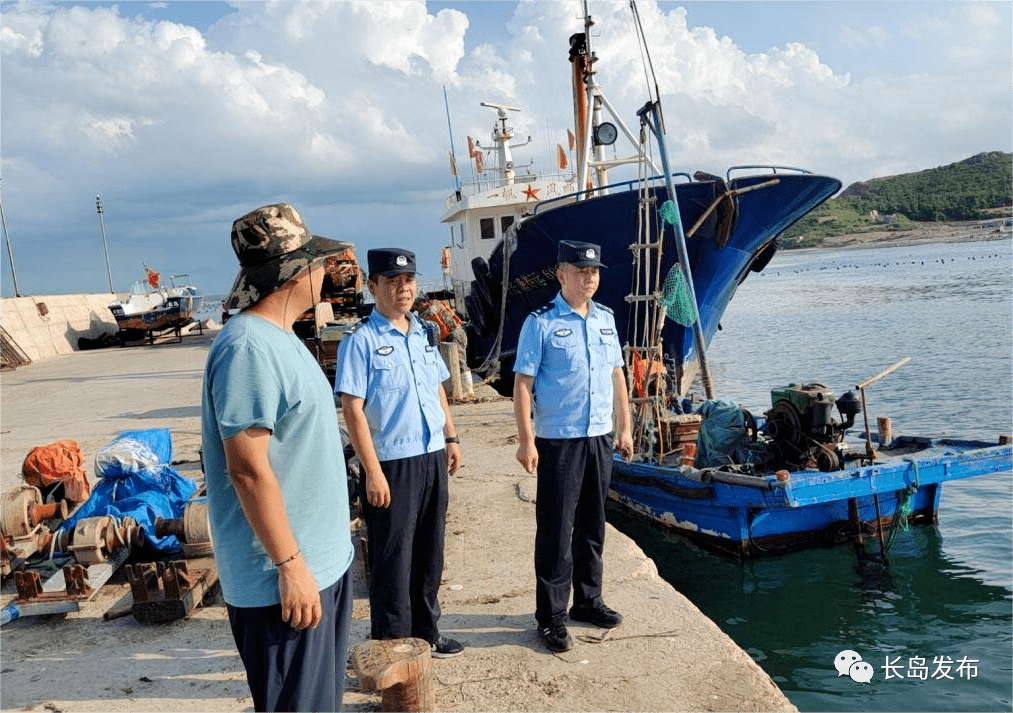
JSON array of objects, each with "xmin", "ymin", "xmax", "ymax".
[{"xmin": 835, "ymin": 650, "xmax": 874, "ymax": 683}]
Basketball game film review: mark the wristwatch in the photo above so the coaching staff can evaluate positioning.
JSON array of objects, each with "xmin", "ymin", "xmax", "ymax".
[{"xmin": 445, "ymin": 435, "xmax": 460, "ymax": 444}]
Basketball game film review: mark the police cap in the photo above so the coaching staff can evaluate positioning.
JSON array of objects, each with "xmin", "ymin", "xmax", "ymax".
[
  {"xmin": 367, "ymin": 248, "xmax": 417, "ymax": 279},
  {"xmin": 557, "ymin": 240, "xmax": 606, "ymax": 268}
]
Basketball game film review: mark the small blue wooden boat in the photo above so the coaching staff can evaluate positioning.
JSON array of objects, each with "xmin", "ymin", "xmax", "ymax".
[{"xmin": 610, "ymin": 434, "xmax": 1012, "ymax": 558}]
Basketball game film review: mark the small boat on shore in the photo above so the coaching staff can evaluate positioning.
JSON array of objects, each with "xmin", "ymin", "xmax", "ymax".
[{"xmin": 109, "ymin": 267, "xmax": 203, "ymax": 343}]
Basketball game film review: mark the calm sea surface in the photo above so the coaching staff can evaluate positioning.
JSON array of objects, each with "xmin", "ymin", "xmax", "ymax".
[{"xmin": 607, "ymin": 238, "xmax": 1012, "ymax": 712}]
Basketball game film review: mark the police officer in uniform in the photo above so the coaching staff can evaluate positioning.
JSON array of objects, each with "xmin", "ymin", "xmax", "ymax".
[
  {"xmin": 334, "ymin": 248, "xmax": 464, "ymax": 658},
  {"xmin": 513, "ymin": 240, "xmax": 634, "ymax": 653}
]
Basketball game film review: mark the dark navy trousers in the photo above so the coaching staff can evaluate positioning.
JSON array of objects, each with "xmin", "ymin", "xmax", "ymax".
[
  {"xmin": 227, "ymin": 568, "xmax": 353, "ymax": 712},
  {"xmin": 534, "ymin": 434, "xmax": 613, "ymax": 628},
  {"xmin": 360, "ymin": 449, "xmax": 448, "ymax": 643}
]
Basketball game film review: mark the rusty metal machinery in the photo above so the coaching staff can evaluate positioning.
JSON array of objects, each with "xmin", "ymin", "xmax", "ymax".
[
  {"xmin": 125, "ymin": 557, "xmax": 218, "ymax": 623},
  {"xmin": 1, "ymin": 485, "xmax": 69, "ymax": 575},
  {"xmin": 154, "ymin": 498, "xmax": 211, "ymax": 557},
  {"xmin": 49, "ymin": 515, "xmax": 146, "ymax": 565},
  {"xmin": 4, "ymin": 515, "xmax": 143, "ymax": 626},
  {"xmin": 127, "ymin": 499, "xmax": 218, "ymax": 623}
]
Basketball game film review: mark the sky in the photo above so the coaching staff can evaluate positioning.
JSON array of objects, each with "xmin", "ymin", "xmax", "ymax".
[{"xmin": 1, "ymin": 0, "xmax": 1010, "ymax": 298}]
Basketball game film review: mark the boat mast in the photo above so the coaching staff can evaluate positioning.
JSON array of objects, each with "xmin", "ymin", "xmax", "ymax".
[
  {"xmin": 635, "ymin": 102, "xmax": 714, "ymax": 401},
  {"xmin": 627, "ymin": 0, "xmax": 715, "ymax": 398},
  {"xmin": 571, "ymin": 3, "xmax": 608, "ymax": 194},
  {"xmin": 443, "ymin": 86, "xmax": 462, "ymax": 198},
  {"xmin": 479, "ymin": 102, "xmax": 522, "ymax": 185},
  {"xmin": 571, "ymin": 2, "xmax": 662, "ymax": 198}
]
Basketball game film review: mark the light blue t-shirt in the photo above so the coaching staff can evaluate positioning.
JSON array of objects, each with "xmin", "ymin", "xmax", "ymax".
[
  {"xmin": 514, "ymin": 292, "xmax": 623, "ymax": 439},
  {"xmin": 334, "ymin": 310, "xmax": 450, "ymax": 461},
  {"xmin": 201, "ymin": 313, "xmax": 353, "ymax": 608}
]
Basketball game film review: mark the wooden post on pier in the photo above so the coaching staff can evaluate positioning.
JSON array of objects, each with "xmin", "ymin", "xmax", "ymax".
[
  {"xmin": 352, "ymin": 638, "xmax": 435, "ymax": 712},
  {"xmin": 877, "ymin": 417, "xmax": 893, "ymax": 449},
  {"xmin": 439, "ymin": 342, "xmax": 473, "ymax": 400}
]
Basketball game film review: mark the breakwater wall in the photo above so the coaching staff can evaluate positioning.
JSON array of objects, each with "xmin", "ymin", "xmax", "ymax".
[{"xmin": 0, "ymin": 294, "xmax": 119, "ymax": 363}]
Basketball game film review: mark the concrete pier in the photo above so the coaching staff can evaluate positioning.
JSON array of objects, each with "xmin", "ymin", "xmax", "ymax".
[
  {"xmin": 0, "ymin": 331, "xmax": 795, "ymax": 712},
  {"xmin": 0, "ymin": 294, "xmax": 121, "ymax": 362}
]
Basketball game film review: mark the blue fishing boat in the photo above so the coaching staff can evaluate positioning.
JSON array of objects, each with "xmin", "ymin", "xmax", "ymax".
[
  {"xmin": 609, "ymin": 433, "xmax": 1013, "ymax": 559},
  {"xmin": 443, "ymin": 9, "xmax": 840, "ymax": 396},
  {"xmin": 444, "ymin": 4, "xmax": 1012, "ymax": 559},
  {"xmin": 463, "ymin": 170, "xmax": 840, "ymax": 396}
]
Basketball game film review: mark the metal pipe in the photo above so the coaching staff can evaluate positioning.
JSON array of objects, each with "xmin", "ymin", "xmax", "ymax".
[
  {"xmin": 95, "ymin": 195, "xmax": 115, "ymax": 293},
  {"xmin": 857, "ymin": 357, "xmax": 911, "ymax": 461},
  {"xmin": 857, "ymin": 356, "xmax": 912, "ymax": 390},
  {"xmin": 639, "ymin": 101, "xmax": 714, "ymax": 399},
  {"xmin": 0, "ymin": 181, "xmax": 21, "ymax": 296}
]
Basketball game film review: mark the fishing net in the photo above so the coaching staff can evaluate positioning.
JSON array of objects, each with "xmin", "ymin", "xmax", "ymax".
[
  {"xmin": 656, "ymin": 199, "xmax": 698, "ymax": 326},
  {"xmin": 661, "ymin": 264, "xmax": 697, "ymax": 326}
]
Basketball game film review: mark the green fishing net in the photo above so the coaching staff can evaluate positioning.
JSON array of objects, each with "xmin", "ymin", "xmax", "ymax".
[
  {"xmin": 658, "ymin": 199, "xmax": 680, "ymax": 226},
  {"xmin": 661, "ymin": 264, "xmax": 697, "ymax": 326},
  {"xmin": 657, "ymin": 200, "xmax": 697, "ymax": 326}
]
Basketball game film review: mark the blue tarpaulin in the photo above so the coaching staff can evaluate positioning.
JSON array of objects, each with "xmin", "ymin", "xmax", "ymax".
[
  {"xmin": 696, "ymin": 399, "xmax": 748, "ymax": 468},
  {"xmin": 57, "ymin": 429, "xmax": 197, "ymax": 553}
]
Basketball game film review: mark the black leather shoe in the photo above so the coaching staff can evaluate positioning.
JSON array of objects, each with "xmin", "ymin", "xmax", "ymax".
[
  {"xmin": 569, "ymin": 603, "xmax": 624, "ymax": 628},
  {"xmin": 430, "ymin": 636, "xmax": 464, "ymax": 658},
  {"xmin": 537, "ymin": 624, "xmax": 573, "ymax": 652}
]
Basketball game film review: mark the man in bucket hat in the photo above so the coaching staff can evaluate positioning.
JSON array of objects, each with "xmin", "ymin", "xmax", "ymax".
[
  {"xmin": 334, "ymin": 247, "xmax": 465, "ymax": 659},
  {"xmin": 202, "ymin": 203, "xmax": 354, "ymax": 711},
  {"xmin": 513, "ymin": 240, "xmax": 633, "ymax": 653}
]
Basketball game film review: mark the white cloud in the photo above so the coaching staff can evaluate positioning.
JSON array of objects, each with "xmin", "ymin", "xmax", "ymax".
[
  {"xmin": 840, "ymin": 24, "xmax": 890, "ymax": 50},
  {"xmin": 0, "ymin": 0, "xmax": 1009, "ymax": 297}
]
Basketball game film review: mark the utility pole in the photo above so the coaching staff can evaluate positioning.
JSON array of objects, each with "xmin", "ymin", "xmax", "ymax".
[
  {"xmin": 0, "ymin": 179, "xmax": 22, "ymax": 297},
  {"xmin": 95, "ymin": 195, "xmax": 115, "ymax": 293}
]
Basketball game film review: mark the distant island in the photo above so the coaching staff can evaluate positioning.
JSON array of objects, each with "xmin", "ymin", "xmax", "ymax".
[{"xmin": 781, "ymin": 151, "xmax": 1012, "ymax": 249}]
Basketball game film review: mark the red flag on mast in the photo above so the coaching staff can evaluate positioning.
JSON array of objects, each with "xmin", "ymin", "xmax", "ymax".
[
  {"xmin": 557, "ymin": 144, "xmax": 568, "ymax": 170},
  {"xmin": 144, "ymin": 265, "xmax": 160, "ymax": 289},
  {"xmin": 467, "ymin": 136, "xmax": 476, "ymax": 158},
  {"xmin": 567, "ymin": 129, "xmax": 576, "ymax": 151}
]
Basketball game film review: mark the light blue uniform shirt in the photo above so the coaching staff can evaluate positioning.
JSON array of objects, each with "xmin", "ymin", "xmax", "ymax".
[
  {"xmin": 201, "ymin": 313, "xmax": 353, "ymax": 608},
  {"xmin": 334, "ymin": 309, "xmax": 450, "ymax": 461},
  {"xmin": 514, "ymin": 292, "xmax": 624, "ymax": 439}
]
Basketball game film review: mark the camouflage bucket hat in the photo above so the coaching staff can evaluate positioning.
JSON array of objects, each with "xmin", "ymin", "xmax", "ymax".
[{"xmin": 223, "ymin": 203, "xmax": 351, "ymax": 311}]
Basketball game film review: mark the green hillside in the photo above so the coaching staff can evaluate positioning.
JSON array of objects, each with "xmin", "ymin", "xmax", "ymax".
[{"xmin": 781, "ymin": 151, "xmax": 1012, "ymax": 248}]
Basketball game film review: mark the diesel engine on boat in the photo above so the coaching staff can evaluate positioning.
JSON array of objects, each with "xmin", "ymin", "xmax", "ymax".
[{"xmin": 763, "ymin": 383, "xmax": 862, "ymax": 472}]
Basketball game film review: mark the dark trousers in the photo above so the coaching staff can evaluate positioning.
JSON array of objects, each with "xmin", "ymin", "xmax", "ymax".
[
  {"xmin": 227, "ymin": 568, "xmax": 353, "ymax": 712},
  {"xmin": 361, "ymin": 449, "xmax": 448, "ymax": 643},
  {"xmin": 534, "ymin": 434, "xmax": 613, "ymax": 628}
]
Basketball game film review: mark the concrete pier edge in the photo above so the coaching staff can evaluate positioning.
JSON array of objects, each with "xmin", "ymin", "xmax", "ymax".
[{"xmin": 0, "ymin": 326, "xmax": 795, "ymax": 712}]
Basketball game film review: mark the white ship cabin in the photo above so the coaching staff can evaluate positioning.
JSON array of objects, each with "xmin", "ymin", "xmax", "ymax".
[{"xmin": 441, "ymin": 103, "xmax": 577, "ymax": 310}]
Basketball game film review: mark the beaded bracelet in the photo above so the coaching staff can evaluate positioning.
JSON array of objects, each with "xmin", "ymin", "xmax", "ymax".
[{"xmin": 273, "ymin": 549, "xmax": 301, "ymax": 568}]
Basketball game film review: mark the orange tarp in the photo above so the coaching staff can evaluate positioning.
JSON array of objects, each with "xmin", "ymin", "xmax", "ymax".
[{"xmin": 22, "ymin": 439, "xmax": 91, "ymax": 504}]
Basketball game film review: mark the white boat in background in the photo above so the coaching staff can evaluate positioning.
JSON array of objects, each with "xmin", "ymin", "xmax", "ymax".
[
  {"xmin": 440, "ymin": 101, "xmax": 577, "ymax": 310},
  {"xmin": 109, "ymin": 266, "xmax": 203, "ymax": 342}
]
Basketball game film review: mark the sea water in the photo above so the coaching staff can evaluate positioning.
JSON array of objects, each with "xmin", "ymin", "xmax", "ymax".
[{"xmin": 607, "ymin": 238, "xmax": 1012, "ymax": 712}]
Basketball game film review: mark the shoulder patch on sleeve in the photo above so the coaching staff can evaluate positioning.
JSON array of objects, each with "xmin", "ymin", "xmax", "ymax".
[{"xmin": 343, "ymin": 316, "xmax": 369, "ymax": 335}]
